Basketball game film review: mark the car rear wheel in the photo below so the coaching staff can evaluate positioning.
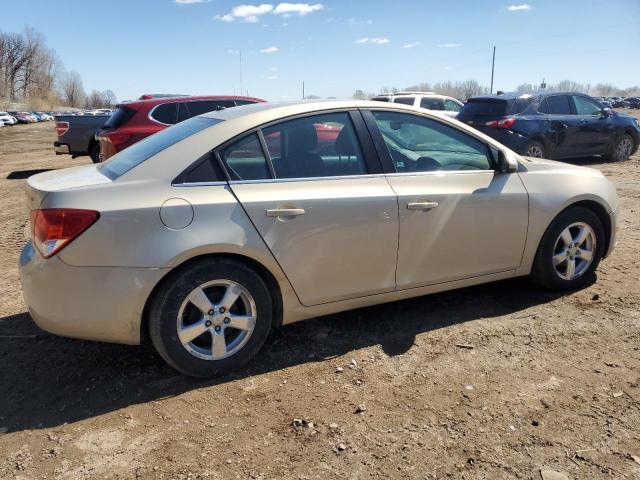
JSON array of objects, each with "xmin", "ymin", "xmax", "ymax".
[
  {"xmin": 606, "ymin": 134, "xmax": 634, "ymax": 162},
  {"xmin": 531, "ymin": 207, "xmax": 605, "ymax": 291},
  {"xmin": 525, "ymin": 140, "xmax": 545, "ymax": 158},
  {"xmin": 149, "ymin": 258, "xmax": 273, "ymax": 378}
]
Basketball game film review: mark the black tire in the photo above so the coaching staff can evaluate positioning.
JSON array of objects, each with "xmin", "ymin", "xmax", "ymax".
[
  {"xmin": 531, "ymin": 206, "xmax": 605, "ymax": 291},
  {"xmin": 524, "ymin": 140, "xmax": 545, "ymax": 158},
  {"xmin": 149, "ymin": 258, "xmax": 273, "ymax": 378},
  {"xmin": 604, "ymin": 133, "xmax": 634, "ymax": 162},
  {"xmin": 89, "ymin": 143, "xmax": 101, "ymax": 163}
]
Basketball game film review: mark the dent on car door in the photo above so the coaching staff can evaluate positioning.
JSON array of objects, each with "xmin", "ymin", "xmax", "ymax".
[
  {"xmin": 363, "ymin": 110, "xmax": 529, "ymax": 289},
  {"xmin": 220, "ymin": 110, "xmax": 399, "ymax": 306}
]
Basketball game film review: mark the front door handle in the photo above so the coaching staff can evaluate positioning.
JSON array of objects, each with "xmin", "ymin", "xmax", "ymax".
[
  {"xmin": 407, "ymin": 201, "xmax": 439, "ymax": 211},
  {"xmin": 266, "ymin": 207, "xmax": 306, "ymax": 217}
]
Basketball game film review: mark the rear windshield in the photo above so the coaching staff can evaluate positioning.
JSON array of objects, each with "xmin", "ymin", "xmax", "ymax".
[
  {"xmin": 99, "ymin": 116, "xmax": 223, "ymax": 180},
  {"xmin": 460, "ymin": 98, "xmax": 532, "ymax": 118},
  {"xmin": 104, "ymin": 105, "xmax": 136, "ymax": 128}
]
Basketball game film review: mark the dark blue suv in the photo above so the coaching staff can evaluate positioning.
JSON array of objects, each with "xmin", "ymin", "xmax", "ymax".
[{"xmin": 457, "ymin": 92, "xmax": 639, "ymax": 162}]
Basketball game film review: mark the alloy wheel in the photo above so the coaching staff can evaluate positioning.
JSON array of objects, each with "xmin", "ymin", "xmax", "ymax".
[
  {"xmin": 552, "ymin": 222, "xmax": 596, "ymax": 280},
  {"xmin": 177, "ymin": 280, "xmax": 257, "ymax": 361},
  {"xmin": 614, "ymin": 137, "xmax": 633, "ymax": 161},
  {"xmin": 526, "ymin": 144, "xmax": 544, "ymax": 158}
]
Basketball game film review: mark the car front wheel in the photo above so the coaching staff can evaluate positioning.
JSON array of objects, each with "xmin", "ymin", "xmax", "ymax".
[
  {"xmin": 149, "ymin": 258, "xmax": 273, "ymax": 378},
  {"xmin": 531, "ymin": 207, "xmax": 605, "ymax": 291},
  {"xmin": 606, "ymin": 134, "xmax": 634, "ymax": 162}
]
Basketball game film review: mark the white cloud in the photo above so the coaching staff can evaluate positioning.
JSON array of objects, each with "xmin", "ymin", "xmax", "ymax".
[
  {"xmin": 175, "ymin": 0, "xmax": 211, "ymax": 4},
  {"xmin": 269, "ymin": 67, "xmax": 278, "ymax": 71},
  {"xmin": 274, "ymin": 3, "xmax": 323, "ymax": 16},
  {"xmin": 403, "ymin": 42, "xmax": 421, "ymax": 49},
  {"xmin": 266, "ymin": 75, "xmax": 278, "ymax": 80},
  {"xmin": 260, "ymin": 46, "xmax": 279, "ymax": 53},
  {"xmin": 507, "ymin": 4, "xmax": 531, "ymax": 10},
  {"xmin": 356, "ymin": 37, "xmax": 389, "ymax": 45},
  {"xmin": 444, "ymin": 66, "xmax": 453, "ymax": 70},
  {"xmin": 215, "ymin": 2, "xmax": 323, "ymax": 22},
  {"xmin": 437, "ymin": 43, "xmax": 462, "ymax": 48},
  {"xmin": 227, "ymin": 49, "xmax": 240, "ymax": 54}
]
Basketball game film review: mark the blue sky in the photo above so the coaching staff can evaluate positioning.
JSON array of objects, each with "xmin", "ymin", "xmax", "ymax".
[{"xmin": 2, "ymin": 0, "xmax": 639, "ymax": 102}]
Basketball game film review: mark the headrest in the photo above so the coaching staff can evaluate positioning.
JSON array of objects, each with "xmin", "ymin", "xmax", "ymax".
[
  {"xmin": 288, "ymin": 123, "xmax": 317, "ymax": 152},
  {"xmin": 335, "ymin": 126, "xmax": 357, "ymax": 156}
]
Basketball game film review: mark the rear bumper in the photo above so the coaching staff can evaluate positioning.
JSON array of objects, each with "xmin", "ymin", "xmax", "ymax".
[
  {"xmin": 53, "ymin": 142, "xmax": 70, "ymax": 155},
  {"xmin": 19, "ymin": 241, "xmax": 169, "ymax": 345}
]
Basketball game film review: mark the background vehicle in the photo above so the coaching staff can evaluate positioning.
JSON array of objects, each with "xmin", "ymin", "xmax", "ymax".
[
  {"xmin": 20, "ymin": 100, "xmax": 618, "ymax": 378},
  {"xmin": 53, "ymin": 114, "xmax": 110, "ymax": 162},
  {"xmin": 457, "ymin": 92, "xmax": 640, "ymax": 161},
  {"xmin": 371, "ymin": 92, "xmax": 464, "ymax": 118},
  {"xmin": 8, "ymin": 111, "xmax": 36, "ymax": 123},
  {"xmin": 97, "ymin": 95, "xmax": 264, "ymax": 161},
  {"xmin": 0, "ymin": 111, "xmax": 17, "ymax": 125}
]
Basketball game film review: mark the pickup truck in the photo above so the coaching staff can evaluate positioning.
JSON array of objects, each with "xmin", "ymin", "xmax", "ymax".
[{"xmin": 54, "ymin": 114, "xmax": 110, "ymax": 163}]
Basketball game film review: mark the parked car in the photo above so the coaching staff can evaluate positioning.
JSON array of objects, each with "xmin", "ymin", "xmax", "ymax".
[
  {"xmin": 371, "ymin": 92, "xmax": 464, "ymax": 118},
  {"xmin": 8, "ymin": 111, "xmax": 36, "ymax": 123},
  {"xmin": 97, "ymin": 95, "xmax": 264, "ymax": 161},
  {"xmin": 457, "ymin": 92, "xmax": 639, "ymax": 161},
  {"xmin": 53, "ymin": 114, "xmax": 111, "ymax": 162},
  {"xmin": 0, "ymin": 111, "xmax": 17, "ymax": 126},
  {"xmin": 20, "ymin": 100, "xmax": 618, "ymax": 377},
  {"xmin": 627, "ymin": 97, "xmax": 640, "ymax": 109}
]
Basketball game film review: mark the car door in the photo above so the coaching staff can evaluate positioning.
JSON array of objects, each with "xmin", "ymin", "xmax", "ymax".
[
  {"xmin": 221, "ymin": 110, "xmax": 399, "ymax": 306},
  {"xmin": 571, "ymin": 95, "xmax": 614, "ymax": 154},
  {"xmin": 539, "ymin": 94, "xmax": 582, "ymax": 158},
  {"xmin": 363, "ymin": 109, "xmax": 529, "ymax": 289}
]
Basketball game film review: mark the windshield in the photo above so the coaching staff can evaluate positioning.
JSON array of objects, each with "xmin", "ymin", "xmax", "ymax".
[{"xmin": 99, "ymin": 116, "xmax": 223, "ymax": 179}]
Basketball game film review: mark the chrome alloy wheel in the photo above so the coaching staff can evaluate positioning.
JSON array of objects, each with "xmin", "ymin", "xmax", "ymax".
[
  {"xmin": 177, "ymin": 280, "xmax": 257, "ymax": 361},
  {"xmin": 552, "ymin": 222, "xmax": 596, "ymax": 280},
  {"xmin": 614, "ymin": 136, "xmax": 633, "ymax": 161},
  {"xmin": 526, "ymin": 144, "xmax": 544, "ymax": 158}
]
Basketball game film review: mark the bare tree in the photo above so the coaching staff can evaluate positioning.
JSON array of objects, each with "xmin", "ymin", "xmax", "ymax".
[
  {"xmin": 59, "ymin": 70, "xmax": 85, "ymax": 108},
  {"xmin": 102, "ymin": 89, "xmax": 117, "ymax": 108}
]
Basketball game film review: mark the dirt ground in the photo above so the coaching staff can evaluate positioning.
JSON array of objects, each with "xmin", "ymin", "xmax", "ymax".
[{"xmin": 0, "ymin": 117, "xmax": 639, "ymax": 480}]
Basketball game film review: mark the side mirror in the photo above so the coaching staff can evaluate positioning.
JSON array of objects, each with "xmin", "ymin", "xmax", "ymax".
[
  {"xmin": 491, "ymin": 147, "xmax": 517, "ymax": 173},
  {"xmin": 600, "ymin": 107, "xmax": 612, "ymax": 117}
]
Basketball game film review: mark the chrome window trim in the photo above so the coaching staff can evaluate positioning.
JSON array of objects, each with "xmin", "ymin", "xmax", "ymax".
[
  {"xmin": 149, "ymin": 99, "xmax": 240, "ymax": 126},
  {"xmin": 172, "ymin": 180, "xmax": 228, "ymax": 187},
  {"xmin": 148, "ymin": 103, "xmax": 178, "ymax": 126}
]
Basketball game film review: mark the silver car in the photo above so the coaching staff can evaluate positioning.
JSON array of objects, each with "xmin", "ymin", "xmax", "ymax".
[{"xmin": 19, "ymin": 100, "xmax": 618, "ymax": 377}]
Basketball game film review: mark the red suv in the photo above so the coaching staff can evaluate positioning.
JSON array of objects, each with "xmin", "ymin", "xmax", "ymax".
[{"xmin": 97, "ymin": 95, "xmax": 264, "ymax": 160}]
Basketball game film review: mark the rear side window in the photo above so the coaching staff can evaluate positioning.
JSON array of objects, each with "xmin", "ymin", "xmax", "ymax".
[
  {"xmin": 420, "ymin": 97, "xmax": 445, "ymax": 110},
  {"xmin": 234, "ymin": 100, "xmax": 258, "ymax": 106},
  {"xmin": 444, "ymin": 99, "xmax": 462, "ymax": 112},
  {"xmin": 394, "ymin": 97, "xmax": 415, "ymax": 106},
  {"xmin": 371, "ymin": 97, "xmax": 391, "ymax": 102},
  {"xmin": 150, "ymin": 103, "xmax": 178, "ymax": 124},
  {"xmin": 220, "ymin": 134, "xmax": 271, "ymax": 181},
  {"xmin": 186, "ymin": 100, "xmax": 236, "ymax": 117},
  {"xmin": 262, "ymin": 112, "xmax": 367, "ymax": 179},
  {"xmin": 545, "ymin": 95, "xmax": 572, "ymax": 115},
  {"xmin": 104, "ymin": 106, "xmax": 136, "ymax": 128},
  {"xmin": 99, "ymin": 117, "xmax": 223, "ymax": 179}
]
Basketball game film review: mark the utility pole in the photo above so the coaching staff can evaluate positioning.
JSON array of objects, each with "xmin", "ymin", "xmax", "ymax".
[
  {"xmin": 302, "ymin": 80, "xmax": 305, "ymax": 100},
  {"xmin": 239, "ymin": 51, "xmax": 243, "ymax": 96},
  {"xmin": 490, "ymin": 46, "xmax": 496, "ymax": 94}
]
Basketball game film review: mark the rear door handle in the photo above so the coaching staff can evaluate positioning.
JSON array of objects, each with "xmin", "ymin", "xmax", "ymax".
[
  {"xmin": 407, "ymin": 201, "xmax": 439, "ymax": 211},
  {"xmin": 266, "ymin": 207, "xmax": 306, "ymax": 217}
]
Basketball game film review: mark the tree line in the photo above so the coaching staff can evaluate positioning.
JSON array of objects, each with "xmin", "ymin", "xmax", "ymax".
[
  {"xmin": 0, "ymin": 27, "xmax": 117, "ymax": 109},
  {"xmin": 353, "ymin": 79, "xmax": 640, "ymax": 101}
]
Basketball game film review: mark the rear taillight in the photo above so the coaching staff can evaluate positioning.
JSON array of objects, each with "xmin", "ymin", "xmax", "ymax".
[
  {"xmin": 105, "ymin": 132, "xmax": 132, "ymax": 147},
  {"xmin": 31, "ymin": 209, "xmax": 99, "ymax": 258},
  {"xmin": 55, "ymin": 121, "xmax": 69, "ymax": 137},
  {"xmin": 484, "ymin": 117, "xmax": 516, "ymax": 129}
]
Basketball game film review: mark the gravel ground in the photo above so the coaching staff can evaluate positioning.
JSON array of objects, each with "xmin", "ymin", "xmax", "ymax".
[{"xmin": 0, "ymin": 118, "xmax": 639, "ymax": 480}]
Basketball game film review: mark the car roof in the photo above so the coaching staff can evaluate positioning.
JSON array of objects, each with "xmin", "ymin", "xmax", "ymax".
[{"xmin": 118, "ymin": 95, "xmax": 265, "ymax": 108}]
